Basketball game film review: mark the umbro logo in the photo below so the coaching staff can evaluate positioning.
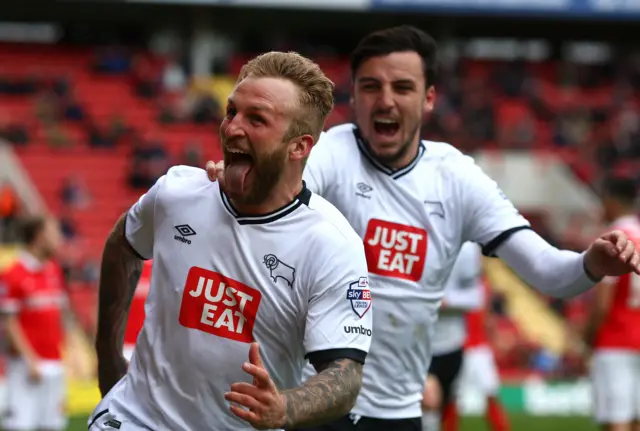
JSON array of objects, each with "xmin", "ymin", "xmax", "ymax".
[
  {"xmin": 356, "ymin": 182, "xmax": 373, "ymax": 199},
  {"xmin": 174, "ymin": 224, "xmax": 196, "ymax": 245}
]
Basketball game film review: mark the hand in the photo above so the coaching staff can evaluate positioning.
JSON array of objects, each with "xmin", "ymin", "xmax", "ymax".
[
  {"xmin": 225, "ymin": 342, "xmax": 287, "ymax": 430},
  {"xmin": 584, "ymin": 230, "xmax": 640, "ymax": 280},
  {"xmin": 205, "ymin": 160, "xmax": 226, "ymax": 189},
  {"xmin": 27, "ymin": 360, "xmax": 42, "ymax": 383}
]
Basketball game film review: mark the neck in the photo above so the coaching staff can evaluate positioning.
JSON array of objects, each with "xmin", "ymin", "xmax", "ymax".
[
  {"xmin": 386, "ymin": 137, "xmax": 421, "ymax": 170},
  {"xmin": 230, "ymin": 176, "xmax": 303, "ymax": 216},
  {"xmin": 25, "ymin": 245, "xmax": 46, "ymax": 263}
]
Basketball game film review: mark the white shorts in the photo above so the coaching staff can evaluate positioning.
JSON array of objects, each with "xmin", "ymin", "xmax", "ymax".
[
  {"xmin": 591, "ymin": 349, "xmax": 640, "ymax": 424},
  {"xmin": 459, "ymin": 345, "xmax": 500, "ymax": 396},
  {"xmin": 88, "ymin": 381, "xmax": 145, "ymax": 431},
  {"xmin": 2, "ymin": 359, "xmax": 67, "ymax": 431}
]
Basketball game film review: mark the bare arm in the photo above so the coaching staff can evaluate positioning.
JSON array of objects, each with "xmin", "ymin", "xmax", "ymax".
[
  {"xmin": 282, "ymin": 358, "xmax": 363, "ymax": 428},
  {"xmin": 95, "ymin": 213, "xmax": 144, "ymax": 396}
]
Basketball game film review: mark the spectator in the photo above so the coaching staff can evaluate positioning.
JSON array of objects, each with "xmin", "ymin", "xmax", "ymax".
[
  {"xmin": 60, "ymin": 176, "xmax": 91, "ymax": 210},
  {"xmin": 161, "ymin": 56, "xmax": 187, "ymax": 95}
]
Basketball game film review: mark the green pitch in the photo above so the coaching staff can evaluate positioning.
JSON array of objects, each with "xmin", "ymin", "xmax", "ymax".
[{"xmin": 68, "ymin": 414, "xmax": 599, "ymax": 430}]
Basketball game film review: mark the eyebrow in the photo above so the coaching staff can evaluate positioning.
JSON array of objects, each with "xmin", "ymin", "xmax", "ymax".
[
  {"xmin": 226, "ymin": 98, "xmax": 274, "ymax": 114},
  {"xmin": 357, "ymin": 77, "xmax": 417, "ymax": 87}
]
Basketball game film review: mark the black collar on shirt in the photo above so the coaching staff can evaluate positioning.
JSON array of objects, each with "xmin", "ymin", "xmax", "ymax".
[
  {"xmin": 353, "ymin": 126, "xmax": 426, "ymax": 180},
  {"xmin": 220, "ymin": 181, "xmax": 311, "ymax": 225}
]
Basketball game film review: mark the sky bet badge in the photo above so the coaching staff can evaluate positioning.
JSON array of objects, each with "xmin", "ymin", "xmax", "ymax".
[{"xmin": 346, "ymin": 277, "xmax": 371, "ymax": 319}]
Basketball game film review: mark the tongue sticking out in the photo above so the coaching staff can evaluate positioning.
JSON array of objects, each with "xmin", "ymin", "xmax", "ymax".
[{"xmin": 225, "ymin": 160, "xmax": 252, "ymax": 195}]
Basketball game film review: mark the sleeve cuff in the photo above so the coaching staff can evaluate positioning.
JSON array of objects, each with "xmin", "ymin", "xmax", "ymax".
[
  {"xmin": 482, "ymin": 226, "xmax": 533, "ymax": 257},
  {"xmin": 306, "ymin": 348, "xmax": 367, "ymax": 368}
]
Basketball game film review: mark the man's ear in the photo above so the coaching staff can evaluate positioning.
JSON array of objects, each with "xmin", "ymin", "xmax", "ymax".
[{"xmin": 289, "ymin": 134, "xmax": 314, "ymax": 162}]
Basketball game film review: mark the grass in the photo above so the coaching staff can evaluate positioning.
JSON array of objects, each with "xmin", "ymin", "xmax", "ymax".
[{"xmin": 68, "ymin": 414, "xmax": 599, "ymax": 430}]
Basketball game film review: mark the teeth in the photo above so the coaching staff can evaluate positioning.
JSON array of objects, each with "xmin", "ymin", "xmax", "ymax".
[
  {"xmin": 374, "ymin": 119, "xmax": 398, "ymax": 124},
  {"xmin": 228, "ymin": 148, "xmax": 247, "ymax": 154}
]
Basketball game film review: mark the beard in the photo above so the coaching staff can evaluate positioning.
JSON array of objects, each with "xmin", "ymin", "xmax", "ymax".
[{"xmin": 222, "ymin": 137, "xmax": 288, "ymax": 207}]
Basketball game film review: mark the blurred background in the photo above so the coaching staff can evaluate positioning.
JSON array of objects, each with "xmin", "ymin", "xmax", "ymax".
[{"xmin": 1, "ymin": 0, "xmax": 639, "ymax": 429}]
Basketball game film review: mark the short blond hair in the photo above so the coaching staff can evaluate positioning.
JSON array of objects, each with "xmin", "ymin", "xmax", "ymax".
[{"xmin": 237, "ymin": 51, "xmax": 334, "ymax": 142}]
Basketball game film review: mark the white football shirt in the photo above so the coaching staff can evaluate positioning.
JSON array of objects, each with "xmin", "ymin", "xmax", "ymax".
[
  {"xmin": 302, "ymin": 123, "xmax": 529, "ymax": 419},
  {"xmin": 431, "ymin": 242, "xmax": 485, "ymax": 356},
  {"xmin": 89, "ymin": 166, "xmax": 372, "ymax": 431}
]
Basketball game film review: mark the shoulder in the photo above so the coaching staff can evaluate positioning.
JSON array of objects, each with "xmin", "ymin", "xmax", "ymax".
[
  {"xmin": 421, "ymin": 140, "xmax": 485, "ymax": 183},
  {"xmin": 156, "ymin": 165, "xmax": 214, "ymax": 198},
  {"xmin": 610, "ymin": 216, "xmax": 640, "ymax": 239},
  {"xmin": 303, "ymin": 193, "xmax": 365, "ymax": 251},
  {"xmin": 312, "ymin": 123, "xmax": 359, "ymax": 156},
  {"xmin": 1, "ymin": 261, "xmax": 25, "ymax": 284}
]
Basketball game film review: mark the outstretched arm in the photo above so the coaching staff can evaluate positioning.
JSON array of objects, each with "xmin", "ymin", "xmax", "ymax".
[
  {"xmin": 281, "ymin": 358, "xmax": 362, "ymax": 428},
  {"xmin": 95, "ymin": 213, "xmax": 144, "ymax": 397},
  {"xmin": 496, "ymin": 229, "xmax": 640, "ymax": 299}
]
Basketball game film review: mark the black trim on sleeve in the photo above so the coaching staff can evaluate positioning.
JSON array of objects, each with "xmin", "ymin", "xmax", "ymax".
[
  {"xmin": 481, "ymin": 225, "xmax": 533, "ymax": 257},
  {"xmin": 306, "ymin": 348, "xmax": 367, "ymax": 369},
  {"xmin": 122, "ymin": 213, "xmax": 150, "ymax": 261},
  {"xmin": 88, "ymin": 409, "xmax": 109, "ymax": 429}
]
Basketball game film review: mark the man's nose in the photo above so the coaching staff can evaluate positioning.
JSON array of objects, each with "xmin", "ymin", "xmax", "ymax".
[
  {"xmin": 222, "ymin": 115, "xmax": 246, "ymax": 138},
  {"xmin": 376, "ymin": 87, "xmax": 395, "ymax": 110}
]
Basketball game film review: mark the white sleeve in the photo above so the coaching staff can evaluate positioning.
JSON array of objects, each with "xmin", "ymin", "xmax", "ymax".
[
  {"xmin": 496, "ymin": 229, "xmax": 597, "ymax": 298},
  {"xmin": 456, "ymin": 156, "xmax": 531, "ymax": 256},
  {"xmin": 303, "ymin": 132, "xmax": 334, "ymax": 196},
  {"xmin": 304, "ymin": 241, "xmax": 372, "ymax": 367},
  {"xmin": 125, "ymin": 175, "xmax": 165, "ymax": 260}
]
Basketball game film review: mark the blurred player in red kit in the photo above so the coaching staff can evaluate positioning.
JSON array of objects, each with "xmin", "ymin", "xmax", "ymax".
[
  {"xmin": 122, "ymin": 260, "xmax": 152, "ymax": 362},
  {"xmin": 587, "ymin": 177, "xmax": 640, "ymax": 431},
  {"xmin": 452, "ymin": 285, "xmax": 510, "ymax": 431},
  {"xmin": 0, "ymin": 215, "xmax": 67, "ymax": 431}
]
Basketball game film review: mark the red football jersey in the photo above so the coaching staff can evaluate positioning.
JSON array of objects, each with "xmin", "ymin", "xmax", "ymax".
[
  {"xmin": 124, "ymin": 260, "xmax": 152, "ymax": 346},
  {"xmin": 0, "ymin": 253, "xmax": 66, "ymax": 361},
  {"xmin": 594, "ymin": 216, "xmax": 640, "ymax": 350}
]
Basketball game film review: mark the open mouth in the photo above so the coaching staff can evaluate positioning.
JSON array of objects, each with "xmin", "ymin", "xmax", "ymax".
[
  {"xmin": 225, "ymin": 148, "xmax": 254, "ymax": 194},
  {"xmin": 373, "ymin": 119, "xmax": 400, "ymax": 136}
]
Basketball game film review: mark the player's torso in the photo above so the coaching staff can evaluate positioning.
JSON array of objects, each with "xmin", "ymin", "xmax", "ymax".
[
  {"xmin": 317, "ymin": 131, "xmax": 465, "ymax": 418},
  {"xmin": 118, "ymin": 185, "xmax": 314, "ymax": 429},
  {"xmin": 8, "ymin": 262, "xmax": 65, "ymax": 360},
  {"xmin": 596, "ymin": 216, "xmax": 640, "ymax": 350}
]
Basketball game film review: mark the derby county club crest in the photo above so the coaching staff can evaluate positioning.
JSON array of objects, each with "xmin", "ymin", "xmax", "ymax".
[
  {"xmin": 263, "ymin": 254, "xmax": 296, "ymax": 288},
  {"xmin": 346, "ymin": 277, "xmax": 371, "ymax": 319}
]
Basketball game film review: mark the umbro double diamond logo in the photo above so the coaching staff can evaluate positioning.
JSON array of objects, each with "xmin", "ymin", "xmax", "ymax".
[
  {"xmin": 356, "ymin": 182, "xmax": 372, "ymax": 199},
  {"xmin": 174, "ymin": 224, "xmax": 196, "ymax": 245}
]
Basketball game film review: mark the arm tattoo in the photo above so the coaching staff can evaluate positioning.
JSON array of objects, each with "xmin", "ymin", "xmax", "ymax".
[
  {"xmin": 282, "ymin": 358, "xmax": 363, "ymax": 428},
  {"xmin": 95, "ymin": 213, "xmax": 144, "ymax": 395}
]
